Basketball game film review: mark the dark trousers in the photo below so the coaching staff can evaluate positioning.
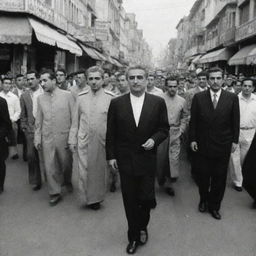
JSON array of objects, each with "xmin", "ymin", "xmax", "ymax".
[
  {"xmin": 119, "ymin": 172, "xmax": 156, "ymax": 242},
  {"xmin": 25, "ymin": 133, "xmax": 41, "ymax": 186},
  {"xmin": 0, "ymin": 159, "xmax": 6, "ymax": 189},
  {"xmin": 195, "ymin": 153, "xmax": 230, "ymax": 211},
  {"xmin": 17, "ymin": 120, "xmax": 27, "ymax": 159}
]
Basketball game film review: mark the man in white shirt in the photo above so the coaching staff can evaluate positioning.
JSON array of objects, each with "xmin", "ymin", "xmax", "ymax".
[
  {"xmin": 0, "ymin": 76, "xmax": 21, "ymax": 159},
  {"xmin": 229, "ymin": 78, "xmax": 256, "ymax": 191}
]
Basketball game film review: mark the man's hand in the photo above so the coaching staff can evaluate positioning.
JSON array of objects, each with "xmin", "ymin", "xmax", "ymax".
[
  {"xmin": 231, "ymin": 143, "xmax": 238, "ymax": 153},
  {"xmin": 142, "ymin": 138, "xmax": 155, "ymax": 150},
  {"xmin": 108, "ymin": 159, "xmax": 118, "ymax": 172},
  {"xmin": 35, "ymin": 143, "xmax": 42, "ymax": 151},
  {"xmin": 190, "ymin": 141, "xmax": 198, "ymax": 152},
  {"xmin": 69, "ymin": 144, "xmax": 77, "ymax": 153}
]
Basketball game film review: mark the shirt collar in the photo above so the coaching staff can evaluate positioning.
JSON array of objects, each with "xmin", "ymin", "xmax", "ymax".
[
  {"xmin": 239, "ymin": 92, "xmax": 256, "ymax": 102},
  {"xmin": 130, "ymin": 92, "xmax": 145, "ymax": 101},
  {"xmin": 210, "ymin": 89, "xmax": 222, "ymax": 99}
]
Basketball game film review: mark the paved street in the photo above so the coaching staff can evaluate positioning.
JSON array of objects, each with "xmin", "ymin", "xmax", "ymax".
[{"xmin": 0, "ymin": 148, "xmax": 256, "ymax": 256}]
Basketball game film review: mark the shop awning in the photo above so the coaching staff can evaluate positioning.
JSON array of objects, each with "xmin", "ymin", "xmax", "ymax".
[
  {"xmin": 192, "ymin": 55, "xmax": 202, "ymax": 64},
  {"xmin": 228, "ymin": 44, "xmax": 256, "ymax": 66},
  {"xmin": 94, "ymin": 50, "xmax": 107, "ymax": 61},
  {"xmin": 0, "ymin": 16, "xmax": 32, "ymax": 44},
  {"xmin": 111, "ymin": 58, "xmax": 123, "ymax": 67},
  {"xmin": 246, "ymin": 47, "xmax": 256, "ymax": 65},
  {"xmin": 80, "ymin": 44, "xmax": 103, "ymax": 60},
  {"xmin": 28, "ymin": 18, "xmax": 82, "ymax": 56},
  {"xmin": 199, "ymin": 48, "xmax": 232, "ymax": 64}
]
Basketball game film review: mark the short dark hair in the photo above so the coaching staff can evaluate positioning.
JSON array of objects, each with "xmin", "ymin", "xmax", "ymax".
[
  {"xmin": 126, "ymin": 65, "xmax": 148, "ymax": 79},
  {"xmin": 16, "ymin": 74, "xmax": 24, "ymax": 79},
  {"xmin": 242, "ymin": 77, "xmax": 255, "ymax": 87},
  {"xmin": 76, "ymin": 69, "xmax": 86, "ymax": 76},
  {"xmin": 27, "ymin": 70, "xmax": 39, "ymax": 79},
  {"xmin": 40, "ymin": 69, "xmax": 56, "ymax": 80},
  {"xmin": 208, "ymin": 67, "xmax": 224, "ymax": 77},
  {"xmin": 56, "ymin": 68, "xmax": 67, "ymax": 75},
  {"xmin": 104, "ymin": 70, "xmax": 111, "ymax": 77},
  {"xmin": 197, "ymin": 71, "xmax": 209, "ymax": 79},
  {"xmin": 117, "ymin": 72, "xmax": 126, "ymax": 79},
  {"xmin": 165, "ymin": 76, "xmax": 179, "ymax": 86},
  {"xmin": 2, "ymin": 76, "xmax": 12, "ymax": 83}
]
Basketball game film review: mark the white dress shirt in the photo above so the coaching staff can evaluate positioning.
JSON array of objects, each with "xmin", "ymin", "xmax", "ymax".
[
  {"xmin": 238, "ymin": 92, "xmax": 256, "ymax": 128},
  {"xmin": 210, "ymin": 89, "xmax": 222, "ymax": 104},
  {"xmin": 130, "ymin": 93, "xmax": 145, "ymax": 127},
  {"xmin": 0, "ymin": 91, "xmax": 21, "ymax": 122},
  {"xmin": 30, "ymin": 86, "xmax": 44, "ymax": 118}
]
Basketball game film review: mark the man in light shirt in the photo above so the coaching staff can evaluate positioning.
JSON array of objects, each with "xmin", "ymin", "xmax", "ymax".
[
  {"xmin": 20, "ymin": 70, "xmax": 44, "ymax": 191},
  {"xmin": 157, "ymin": 76, "xmax": 188, "ymax": 196},
  {"xmin": 229, "ymin": 78, "xmax": 256, "ymax": 192},
  {"xmin": 147, "ymin": 74, "xmax": 163, "ymax": 96},
  {"xmin": 0, "ymin": 76, "xmax": 21, "ymax": 159}
]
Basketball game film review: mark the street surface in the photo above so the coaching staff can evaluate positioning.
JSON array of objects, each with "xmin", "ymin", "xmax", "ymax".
[{"xmin": 0, "ymin": 147, "xmax": 256, "ymax": 256}]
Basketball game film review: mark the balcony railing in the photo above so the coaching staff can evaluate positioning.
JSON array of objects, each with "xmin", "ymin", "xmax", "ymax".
[
  {"xmin": 205, "ymin": 36, "xmax": 220, "ymax": 51},
  {"xmin": 236, "ymin": 18, "xmax": 256, "ymax": 42},
  {"xmin": 0, "ymin": 0, "xmax": 25, "ymax": 11}
]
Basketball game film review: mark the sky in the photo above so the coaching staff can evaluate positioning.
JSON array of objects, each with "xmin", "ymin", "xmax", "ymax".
[{"xmin": 123, "ymin": 0, "xmax": 196, "ymax": 58}]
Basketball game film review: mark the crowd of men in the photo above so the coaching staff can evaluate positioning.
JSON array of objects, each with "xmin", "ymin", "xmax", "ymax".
[{"xmin": 0, "ymin": 65, "xmax": 256, "ymax": 254}]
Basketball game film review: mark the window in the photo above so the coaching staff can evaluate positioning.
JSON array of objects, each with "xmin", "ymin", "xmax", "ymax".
[{"xmin": 239, "ymin": 1, "xmax": 250, "ymax": 25}]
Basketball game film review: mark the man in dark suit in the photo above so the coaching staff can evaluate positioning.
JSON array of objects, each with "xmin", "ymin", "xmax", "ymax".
[
  {"xmin": 106, "ymin": 66, "xmax": 169, "ymax": 254},
  {"xmin": 189, "ymin": 67, "xmax": 240, "ymax": 220},
  {"xmin": 0, "ymin": 96, "xmax": 12, "ymax": 193},
  {"xmin": 20, "ymin": 70, "xmax": 44, "ymax": 191}
]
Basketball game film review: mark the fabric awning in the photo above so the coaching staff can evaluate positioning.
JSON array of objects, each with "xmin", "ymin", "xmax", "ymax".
[
  {"xmin": 192, "ymin": 55, "xmax": 202, "ymax": 64},
  {"xmin": 29, "ymin": 18, "xmax": 82, "ymax": 56},
  {"xmin": 80, "ymin": 44, "xmax": 102, "ymax": 60},
  {"xmin": 228, "ymin": 44, "xmax": 256, "ymax": 66},
  {"xmin": 0, "ymin": 16, "xmax": 32, "ymax": 44},
  {"xmin": 111, "ymin": 58, "xmax": 123, "ymax": 67},
  {"xmin": 246, "ymin": 47, "xmax": 256, "ymax": 65},
  {"xmin": 94, "ymin": 50, "xmax": 107, "ymax": 61},
  {"xmin": 199, "ymin": 48, "xmax": 232, "ymax": 64}
]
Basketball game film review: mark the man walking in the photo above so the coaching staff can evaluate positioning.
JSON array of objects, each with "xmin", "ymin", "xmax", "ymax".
[
  {"xmin": 0, "ymin": 76, "xmax": 21, "ymax": 159},
  {"xmin": 20, "ymin": 70, "xmax": 44, "ymax": 191},
  {"xmin": 147, "ymin": 73, "xmax": 163, "ymax": 96},
  {"xmin": 189, "ymin": 67, "xmax": 240, "ymax": 220},
  {"xmin": 157, "ymin": 76, "xmax": 188, "ymax": 195},
  {"xmin": 229, "ymin": 78, "xmax": 256, "ymax": 192},
  {"xmin": 35, "ymin": 70, "xmax": 74, "ymax": 206},
  {"xmin": 69, "ymin": 66, "xmax": 114, "ymax": 210},
  {"xmin": 0, "ymin": 97, "xmax": 12, "ymax": 193},
  {"xmin": 56, "ymin": 69, "xmax": 70, "ymax": 90},
  {"xmin": 106, "ymin": 66, "xmax": 169, "ymax": 254}
]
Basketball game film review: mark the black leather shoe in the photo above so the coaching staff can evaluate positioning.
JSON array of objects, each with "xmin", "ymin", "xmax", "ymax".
[
  {"xmin": 209, "ymin": 210, "xmax": 221, "ymax": 220},
  {"xmin": 198, "ymin": 201, "xmax": 208, "ymax": 213},
  {"xmin": 49, "ymin": 194, "xmax": 62, "ymax": 206},
  {"xmin": 233, "ymin": 185, "xmax": 242, "ymax": 192},
  {"xmin": 88, "ymin": 202, "xmax": 101, "ymax": 210},
  {"xmin": 32, "ymin": 184, "xmax": 41, "ymax": 191},
  {"xmin": 0, "ymin": 187, "xmax": 3, "ymax": 194},
  {"xmin": 252, "ymin": 201, "xmax": 256, "ymax": 209},
  {"xmin": 165, "ymin": 187, "xmax": 175, "ymax": 197},
  {"xmin": 126, "ymin": 241, "xmax": 139, "ymax": 254},
  {"xmin": 170, "ymin": 177, "xmax": 178, "ymax": 183},
  {"xmin": 139, "ymin": 229, "xmax": 148, "ymax": 245}
]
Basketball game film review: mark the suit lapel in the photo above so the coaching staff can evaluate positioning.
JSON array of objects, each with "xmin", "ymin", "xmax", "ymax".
[
  {"xmin": 137, "ymin": 93, "xmax": 153, "ymax": 131},
  {"xmin": 125, "ymin": 93, "xmax": 137, "ymax": 129}
]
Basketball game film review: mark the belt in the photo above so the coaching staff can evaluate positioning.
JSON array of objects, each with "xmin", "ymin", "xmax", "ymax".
[{"xmin": 240, "ymin": 127, "xmax": 255, "ymax": 130}]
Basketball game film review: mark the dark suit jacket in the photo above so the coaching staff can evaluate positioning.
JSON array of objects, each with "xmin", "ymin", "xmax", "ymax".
[
  {"xmin": 189, "ymin": 89, "xmax": 239, "ymax": 158},
  {"xmin": 0, "ymin": 97, "xmax": 12, "ymax": 159},
  {"xmin": 20, "ymin": 91, "xmax": 35, "ymax": 134},
  {"xmin": 106, "ymin": 93, "xmax": 169, "ymax": 176}
]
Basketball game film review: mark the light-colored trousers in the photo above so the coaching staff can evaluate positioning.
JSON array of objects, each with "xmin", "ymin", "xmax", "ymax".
[
  {"xmin": 42, "ymin": 134, "xmax": 72, "ymax": 195},
  {"xmin": 229, "ymin": 129, "xmax": 255, "ymax": 187}
]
